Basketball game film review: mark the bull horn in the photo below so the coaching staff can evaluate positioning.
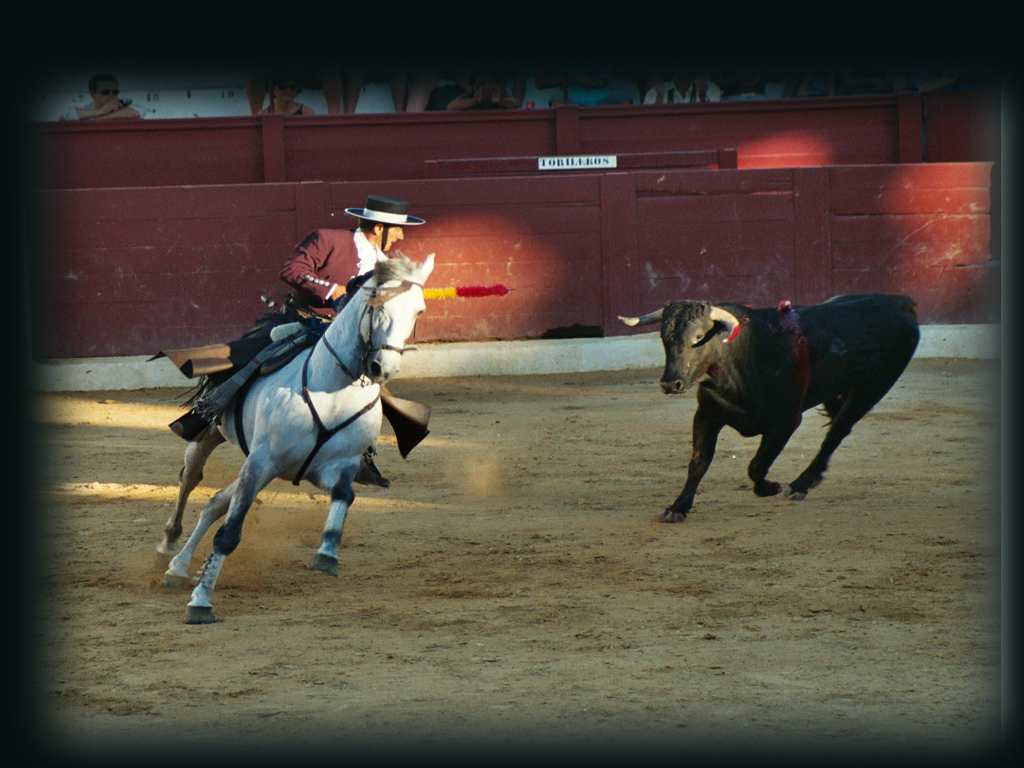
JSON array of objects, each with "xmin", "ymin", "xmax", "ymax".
[
  {"xmin": 709, "ymin": 306, "xmax": 741, "ymax": 342},
  {"xmin": 618, "ymin": 308, "xmax": 664, "ymax": 327}
]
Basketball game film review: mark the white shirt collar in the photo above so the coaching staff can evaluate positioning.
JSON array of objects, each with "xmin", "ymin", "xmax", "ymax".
[{"xmin": 353, "ymin": 229, "xmax": 387, "ymax": 276}]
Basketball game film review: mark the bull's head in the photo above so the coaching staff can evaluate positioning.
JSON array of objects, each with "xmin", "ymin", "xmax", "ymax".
[{"xmin": 619, "ymin": 301, "xmax": 741, "ymax": 394}]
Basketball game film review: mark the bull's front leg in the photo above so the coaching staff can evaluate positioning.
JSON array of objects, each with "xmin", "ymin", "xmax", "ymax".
[{"xmin": 663, "ymin": 404, "xmax": 724, "ymax": 522}]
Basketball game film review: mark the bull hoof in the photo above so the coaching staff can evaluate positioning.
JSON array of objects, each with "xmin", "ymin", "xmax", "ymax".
[
  {"xmin": 185, "ymin": 605, "xmax": 216, "ymax": 624},
  {"xmin": 783, "ymin": 486, "xmax": 807, "ymax": 501},
  {"xmin": 659, "ymin": 508, "xmax": 688, "ymax": 523},
  {"xmin": 307, "ymin": 553, "xmax": 339, "ymax": 577},
  {"xmin": 163, "ymin": 571, "xmax": 191, "ymax": 589},
  {"xmin": 754, "ymin": 481, "xmax": 782, "ymax": 497}
]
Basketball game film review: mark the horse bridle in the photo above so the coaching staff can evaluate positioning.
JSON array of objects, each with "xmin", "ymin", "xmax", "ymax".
[
  {"xmin": 359, "ymin": 279, "xmax": 421, "ymax": 363},
  {"xmin": 307, "ymin": 277, "xmax": 422, "ymax": 381}
]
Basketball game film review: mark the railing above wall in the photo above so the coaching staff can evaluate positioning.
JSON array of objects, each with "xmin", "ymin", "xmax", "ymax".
[
  {"xmin": 424, "ymin": 149, "xmax": 738, "ymax": 178},
  {"xmin": 25, "ymin": 92, "xmax": 998, "ymax": 191}
]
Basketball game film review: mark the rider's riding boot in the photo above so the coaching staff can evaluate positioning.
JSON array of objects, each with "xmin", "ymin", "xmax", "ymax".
[
  {"xmin": 170, "ymin": 411, "xmax": 214, "ymax": 441},
  {"xmin": 354, "ymin": 444, "xmax": 390, "ymax": 488}
]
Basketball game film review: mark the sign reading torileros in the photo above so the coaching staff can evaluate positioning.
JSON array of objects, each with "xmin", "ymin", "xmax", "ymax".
[{"xmin": 537, "ymin": 155, "xmax": 617, "ymax": 170}]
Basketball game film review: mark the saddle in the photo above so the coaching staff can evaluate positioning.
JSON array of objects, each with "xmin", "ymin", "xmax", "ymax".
[{"xmin": 153, "ymin": 296, "xmax": 431, "ymax": 459}]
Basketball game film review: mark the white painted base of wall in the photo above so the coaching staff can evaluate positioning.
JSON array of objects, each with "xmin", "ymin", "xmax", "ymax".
[{"xmin": 29, "ymin": 324, "xmax": 1000, "ymax": 393}]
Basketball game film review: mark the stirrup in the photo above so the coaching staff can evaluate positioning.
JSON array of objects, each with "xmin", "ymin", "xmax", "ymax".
[{"xmin": 354, "ymin": 448, "xmax": 390, "ymax": 488}]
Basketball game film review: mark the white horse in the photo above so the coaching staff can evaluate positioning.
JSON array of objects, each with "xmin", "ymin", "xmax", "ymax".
[{"xmin": 158, "ymin": 253, "xmax": 434, "ymax": 624}]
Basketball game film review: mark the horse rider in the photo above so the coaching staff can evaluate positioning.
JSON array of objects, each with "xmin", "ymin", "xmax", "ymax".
[
  {"xmin": 161, "ymin": 195, "xmax": 430, "ymax": 490},
  {"xmin": 279, "ymin": 195, "xmax": 425, "ymax": 318},
  {"xmin": 278, "ymin": 195, "xmax": 428, "ymax": 487}
]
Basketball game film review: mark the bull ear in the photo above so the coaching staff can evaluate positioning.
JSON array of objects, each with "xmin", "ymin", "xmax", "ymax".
[
  {"xmin": 618, "ymin": 308, "xmax": 664, "ymax": 327},
  {"xmin": 709, "ymin": 306, "xmax": 741, "ymax": 342}
]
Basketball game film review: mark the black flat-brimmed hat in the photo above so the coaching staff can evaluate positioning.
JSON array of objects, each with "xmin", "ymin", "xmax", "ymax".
[{"xmin": 345, "ymin": 195, "xmax": 426, "ymax": 226}]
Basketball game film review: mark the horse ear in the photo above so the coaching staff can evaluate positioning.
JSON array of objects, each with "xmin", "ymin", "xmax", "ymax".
[{"xmin": 419, "ymin": 253, "xmax": 435, "ymax": 282}]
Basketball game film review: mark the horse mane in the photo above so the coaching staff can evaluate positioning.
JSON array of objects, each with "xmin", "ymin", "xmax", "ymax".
[{"xmin": 372, "ymin": 251, "xmax": 417, "ymax": 286}]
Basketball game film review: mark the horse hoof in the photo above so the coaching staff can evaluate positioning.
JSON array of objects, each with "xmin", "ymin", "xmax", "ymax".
[
  {"xmin": 185, "ymin": 605, "xmax": 216, "ymax": 625},
  {"xmin": 163, "ymin": 572, "xmax": 191, "ymax": 589},
  {"xmin": 308, "ymin": 553, "xmax": 339, "ymax": 577},
  {"xmin": 156, "ymin": 541, "xmax": 179, "ymax": 557},
  {"xmin": 784, "ymin": 486, "xmax": 807, "ymax": 501}
]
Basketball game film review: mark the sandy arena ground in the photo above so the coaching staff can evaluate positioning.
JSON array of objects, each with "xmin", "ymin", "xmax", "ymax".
[{"xmin": 25, "ymin": 358, "xmax": 1003, "ymax": 762}]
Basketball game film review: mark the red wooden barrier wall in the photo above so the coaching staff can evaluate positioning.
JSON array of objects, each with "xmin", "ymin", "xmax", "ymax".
[
  {"xmin": 27, "ymin": 162, "xmax": 994, "ymax": 360},
  {"xmin": 26, "ymin": 92, "xmax": 997, "ymax": 191}
]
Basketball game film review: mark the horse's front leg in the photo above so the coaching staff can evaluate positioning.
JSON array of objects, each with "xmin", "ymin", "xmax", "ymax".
[
  {"xmin": 158, "ymin": 428, "xmax": 226, "ymax": 556},
  {"xmin": 185, "ymin": 449, "xmax": 278, "ymax": 624},
  {"xmin": 307, "ymin": 461, "xmax": 360, "ymax": 577},
  {"xmin": 163, "ymin": 477, "xmax": 239, "ymax": 588}
]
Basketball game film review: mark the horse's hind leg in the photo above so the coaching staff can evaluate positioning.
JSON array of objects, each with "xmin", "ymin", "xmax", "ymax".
[
  {"xmin": 163, "ymin": 477, "xmax": 238, "ymax": 588},
  {"xmin": 157, "ymin": 429, "xmax": 226, "ymax": 556}
]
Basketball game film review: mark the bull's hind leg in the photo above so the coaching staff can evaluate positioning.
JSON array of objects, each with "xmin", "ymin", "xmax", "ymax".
[
  {"xmin": 785, "ymin": 380, "xmax": 898, "ymax": 500},
  {"xmin": 748, "ymin": 420, "xmax": 801, "ymax": 498},
  {"xmin": 157, "ymin": 428, "xmax": 226, "ymax": 556}
]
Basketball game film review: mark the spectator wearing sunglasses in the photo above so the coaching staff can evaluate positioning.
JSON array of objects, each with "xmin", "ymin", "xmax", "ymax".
[
  {"xmin": 258, "ymin": 75, "xmax": 316, "ymax": 115},
  {"xmin": 60, "ymin": 73, "xmax": 142, "ymax": 121},
  {"xmin": 247, "ymin": 61, "xmax": 343, "ymax": 114}
]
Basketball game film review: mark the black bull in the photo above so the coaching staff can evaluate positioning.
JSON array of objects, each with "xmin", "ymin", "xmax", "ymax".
[{"xmin": 620, "ymin": 294, "xmax": 920, "ymax": 522}]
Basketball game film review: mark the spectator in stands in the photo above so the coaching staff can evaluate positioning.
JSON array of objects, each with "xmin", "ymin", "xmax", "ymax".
[
  {"xmin": 446, "ymin": 69, "xmax": 520, "ymax": 111},
  {"xmin": 339, "ymin": 65, "xmax": 407, "ymax": 113},
  {"xmin": 710, "ymin": 63, "xmax": 793, "ymax": 100},
  {"xmin": 425, "ymin": 77, "xmax": 467, "ymax": 111},
  {"xmin": 788, "ymin": 64, "xmax": 836, "ymax": 97},
  {"xmin": 402, "ymin": 62, "xmax": 506, "ymax": 112},
  {"xmin": 60, "ymin": 73, "xmax": 142, "ymax": 121},
  {"xmin": 902, "ymin": 60, "xmax": 987, "ymax": 92},
  {"xmin": 404, "ymin": 65, "xmax": 447, "ymax": 112},
  {"xmin": 425, "ymin": 63, "xmax": 526, "ymax": 111},
  {"xmin": 835, "ymin": 63, "xmax": 902, "ymax": 95},
  {"xmin": 643, "ymin": 64, "xmax": 722, "ymax": 104},
  {"xmin": 259, "ymin": 75, "xmax": 316, "ymax": 116},
  {"xmin": 709, "ymin": 65, "xmax": 770, "ymax": 100},
  {"xmin": 335, "ymin": 64, "xmax": 444, "ymax": 112},
  {"xmin": 534, "ymin": 63, "xmax": 639, "ymax": 106},
  {"xmin": 247, "ymin": 61, "xmax": 343, "ymax": 114}
]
